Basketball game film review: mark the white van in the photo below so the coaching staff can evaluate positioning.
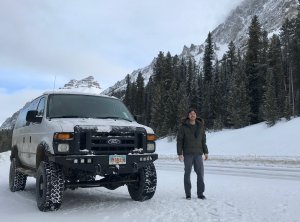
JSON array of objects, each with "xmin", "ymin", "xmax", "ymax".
[{"xmin": 9, "ymin": 91, "xmax": 157, "ymax": 211}]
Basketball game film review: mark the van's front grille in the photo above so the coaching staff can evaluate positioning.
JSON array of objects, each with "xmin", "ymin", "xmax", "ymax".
[{"xmin": 74, "ymin": 126, "xmax": 146, "ymax": 154}]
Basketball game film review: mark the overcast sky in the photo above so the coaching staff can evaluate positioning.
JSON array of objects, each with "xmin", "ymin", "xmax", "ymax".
[{"xmin": 0, "ymin": 0, "xmax": 243, "ymax": 124}]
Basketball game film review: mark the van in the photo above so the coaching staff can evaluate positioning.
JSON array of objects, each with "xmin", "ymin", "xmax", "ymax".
[{"xmin": 9, "ymin": 91, "xmax": 157, "ymax": 211}]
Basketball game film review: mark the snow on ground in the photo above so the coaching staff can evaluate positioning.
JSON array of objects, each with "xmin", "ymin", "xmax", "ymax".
[
  {"xmin": 157, "ymin": 117, "xmax": 300, "ymax": 157},
  {"xmin": 0, "ymin": 118, "xmax": 300, "ymax": 221}
]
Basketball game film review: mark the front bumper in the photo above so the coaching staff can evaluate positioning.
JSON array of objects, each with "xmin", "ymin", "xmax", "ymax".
[{"xmin": 49, "ymin": 153, "xmax": 158, "ymax": 175}]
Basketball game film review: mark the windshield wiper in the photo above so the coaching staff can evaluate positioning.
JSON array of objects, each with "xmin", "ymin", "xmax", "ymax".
[
  {"xmin": 50, "ymin": 115, "xmax": 89, "ymax": 118},
  {"xmin": 95, "ymin": 116, "xmax": 132, "ymax": 122}
]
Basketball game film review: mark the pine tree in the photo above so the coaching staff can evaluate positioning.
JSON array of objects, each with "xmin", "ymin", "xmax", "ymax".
[
  {"xmin": 176, "ymin": 83, "xmax": 189, "ymax": 131},
  {"xmin": 135, "ymin": 72, "xmax": 145, "ymax": 120},
  {"xmin": 153, "ymin": 51, "xmax": 165, "ymax": 83},
  {"xmin": 223, "ymin": 41, "xmax": 238, "ymax": 127},
  {"xmin": 150, "ymin": 83, "xmax": 164, "ymax": 136},
  {"xmin": 196, "ymin": 73, "xmax": 204, "ymax": 116},
  {"xmin": 124, "ymin": 75, "xmax": 132, "ymax": 111},
  {"xmin": 259, "ymin": 30, "xmax": 269, "ymax": 119},
  {"xmin": 263, "ymin": 68, "xmax": 279, "ymax": 126},
  {"xmin": 203, "ymin": 32, "xmax": 214, "ymax": 83},
  {"xmin": 226, "ymin": 48, "xmax": 251, "ymax": 128},
  {"xmin": 280, "ymin": 18, "xmax": 294, "ymax": 118},
  {"xmin": 202, "ymin": 32, "xmax": 215, "ymax": 128},
  {"xmin": 245, "ymin": 15, "xmax": 263, "ymax": 124},
  {"xmin": 268, "ymin": 34, "xmax": 286, "ymax": 118},
  {"xmin": 161, "ymin": 80, "xmax": 178, "ymax": 136},
  {"xmin": 187, "ymin": 58, "xmax": 198, "ymax": 106},
  {"xmin": 211, "ymin": 60, "xmax": 224, "ymax": 130},
  {"xmin": 144, "ymin": 77, "xmax": 154, "ymax": 126},
  {"xmin": 293, "ymin": 1, "xmax": 300, "ymax": 115},
  {"xmin": 130, "ymin": 81, "xmax": 137, "ymax": 114}
]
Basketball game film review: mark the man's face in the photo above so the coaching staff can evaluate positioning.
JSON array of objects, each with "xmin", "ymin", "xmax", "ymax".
[{"xmin": 188, "ymin": 111, "xmax": 197, "ymax": 121}]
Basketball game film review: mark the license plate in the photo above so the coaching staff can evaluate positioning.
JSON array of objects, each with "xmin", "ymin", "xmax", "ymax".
[{"xmin": 109, "ymin": 155, "xmax": 126, "ymax": 165}]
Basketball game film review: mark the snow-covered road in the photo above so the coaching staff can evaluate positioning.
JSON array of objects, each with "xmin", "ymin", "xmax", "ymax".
[
  {"xmin": 1, "ymin": 152, "xmax": 300, "ymax": 222},
  {"xmin": 156, "ymin": 159, "xmax": 300, "ymax": 181}
]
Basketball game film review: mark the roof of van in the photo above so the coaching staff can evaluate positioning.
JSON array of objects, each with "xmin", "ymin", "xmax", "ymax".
[{"xmin": 43, "ymin": 90, "xmax": 117, "ymax": 99}]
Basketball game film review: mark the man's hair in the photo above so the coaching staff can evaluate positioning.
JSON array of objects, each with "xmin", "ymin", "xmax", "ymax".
[{"xmin": 187, "ymin": 107, "xmax": 197, "ymax": 117}]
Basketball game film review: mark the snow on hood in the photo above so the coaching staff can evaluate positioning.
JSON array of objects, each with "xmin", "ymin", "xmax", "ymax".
[{"xmin": 50, "ymin": 118, "xmax": 155, "ymax": 134}]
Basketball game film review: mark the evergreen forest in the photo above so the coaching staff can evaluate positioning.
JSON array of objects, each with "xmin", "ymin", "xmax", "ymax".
[{"xmin": 119, "ymin": 10, "xmax": 300, "ymax": 137}]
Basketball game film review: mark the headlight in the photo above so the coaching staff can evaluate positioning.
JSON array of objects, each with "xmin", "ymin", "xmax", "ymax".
[
  {"xmin": 147, "ymin": 143, "xmax": 155, "ymax": 152},
  {"xmin": 58, "ymin": 144, "xmax": 69, "ymax": 152}
]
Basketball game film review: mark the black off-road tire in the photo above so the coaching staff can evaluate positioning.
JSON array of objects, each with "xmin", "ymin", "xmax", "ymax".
[
  {"xmin": 36, "ymin": 161, "xmax": 64, "ymax": 211},
  {"xmin": 127, "ymin": 162, "xmax": 157, "ymax": 201},
  {"xmin": 9, "ymin": 158, "xmax": 27, "ymax": 192}
]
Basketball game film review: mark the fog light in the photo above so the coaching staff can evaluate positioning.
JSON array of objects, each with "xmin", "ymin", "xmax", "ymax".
[
  {"xmin": 147, "ymin": 143, "xmax": 155, "ymax": 152},
  {"xmin": 58, "ymin": 144, "xmax": 69, "ymax": 152},
  {"xmin": 74, "ymin": 159, "xmax": 78, "ymax": 164},
  {"xmin": 80, "ymin": 158, "xmax": 85, "ymax": 164},
  {"xmin": 87, "ymin": 158, "xmax": 92, "ymax": 164}
]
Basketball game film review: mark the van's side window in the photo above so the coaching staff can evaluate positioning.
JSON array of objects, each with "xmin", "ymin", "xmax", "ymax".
[
  {"xmin": 37, "ymin": 97, "xmax": 45, "ymax": 117},
  {"xmin": 14, "ymin": 98, "xmax": 41, "ymax": 129}
]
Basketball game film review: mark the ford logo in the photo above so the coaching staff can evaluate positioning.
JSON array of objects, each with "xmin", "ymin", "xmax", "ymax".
[{"xmin": 107, "ymin": 139, "xmax": 121, "ymax": 145}]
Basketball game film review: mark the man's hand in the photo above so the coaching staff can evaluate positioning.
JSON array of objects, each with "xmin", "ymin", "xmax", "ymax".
[
  {"xmin": 178, "ymin": 155, "xmax": 184, "ymax": 162},
  {"xmin": 204, "ymin": 153, "xmax": 208, "ymax": 160}
]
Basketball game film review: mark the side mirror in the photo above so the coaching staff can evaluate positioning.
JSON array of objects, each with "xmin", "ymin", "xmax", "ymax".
[{"xmin": 26, "ymin": 110, "xmax": 42, "ymax": 123}]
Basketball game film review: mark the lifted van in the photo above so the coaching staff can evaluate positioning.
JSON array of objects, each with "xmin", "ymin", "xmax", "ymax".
[{"xmin": 9, "ymin": 91, "xmax": 157, "ymax": 211}]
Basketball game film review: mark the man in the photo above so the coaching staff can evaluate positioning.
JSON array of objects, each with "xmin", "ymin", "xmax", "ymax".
[{"xmin": 177, "ymin": 108, "xmax": 209, "ymax": 200}]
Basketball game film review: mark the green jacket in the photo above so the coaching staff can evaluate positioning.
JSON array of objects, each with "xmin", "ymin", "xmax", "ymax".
[{"xmin": 177, "ymin": 118, "xmax": 208, "ymax": 155}]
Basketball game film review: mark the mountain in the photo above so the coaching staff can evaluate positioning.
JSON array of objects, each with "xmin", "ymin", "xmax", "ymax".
[
  {"xmin": 0, "ymin": 76, "xmax": 101, "ymax": 130},
  {"xmin": 0, "ymin": 110, "xmax": 21, "ymax": 130},
  {"xmin": 101, "ymin": 60, "xmax": 155, "ymax": 95},
  {"xmin": 102, "ymin": 0, "xmax": 299, "ymax": 96},
  {"xmin": 59, "ymin": 76, "xmax": 101, "ymax": 94}
]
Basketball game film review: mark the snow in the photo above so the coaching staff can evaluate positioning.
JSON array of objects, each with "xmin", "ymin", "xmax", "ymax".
[
  {"xmin": 1, "ymin": 118, "xmax": 300, "ymax": 221},
  {"xmin": 52, "ymin": 118, "xmax": 154, "ymax": 134},
  {"xmin": 216, "ymin": 43, "xmax": 228, "ymax": 60},
  {"xmin": 157, "ymin": 117, "xmax": 300, "ymax": 157}
]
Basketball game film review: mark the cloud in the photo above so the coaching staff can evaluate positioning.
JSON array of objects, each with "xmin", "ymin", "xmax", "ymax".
[
  {"xmin": 0, "ymin": 0, "xmax": 242, "ymax": 86},
  {"xmin": 0, "ymin": 0, "xmax": 243, "ymax": 124}
]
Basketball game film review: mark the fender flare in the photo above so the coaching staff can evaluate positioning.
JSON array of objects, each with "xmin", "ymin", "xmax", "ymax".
[
  {"xmin": 10, "ymin": 145, "xmax": 19, "ymax": 161},
  {"xmin": 36, "ymin": 142, "xmax": 51, "ymax": 169}
]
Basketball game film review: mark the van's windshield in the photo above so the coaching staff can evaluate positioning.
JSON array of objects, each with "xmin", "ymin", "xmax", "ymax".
[{"xmin": 47, "ymin": 94, "xmax": 134, "ymax": 122}]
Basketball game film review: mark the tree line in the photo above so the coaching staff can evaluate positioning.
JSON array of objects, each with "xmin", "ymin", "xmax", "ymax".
[
  {"xmin": 0, "ymin": 129, "xmax": 12, "ymax": 153},
  {"xmin": 120, "ymin": 7, "xmax": 300, "ymax": 137}
]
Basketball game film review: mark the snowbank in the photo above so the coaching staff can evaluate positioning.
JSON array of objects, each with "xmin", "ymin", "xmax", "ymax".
[{"xmin": 156, "ymin": 117, "xmax": 300, "ymax": 157}]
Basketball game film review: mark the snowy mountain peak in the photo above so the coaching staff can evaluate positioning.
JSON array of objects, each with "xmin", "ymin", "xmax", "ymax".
[
  {"xmin": 186, "ymin": 0, "xmax": 298, "ymax": 63},
  {"xmin": 60, "ymin": 76, "xmax": 101, "ymax": 94}
]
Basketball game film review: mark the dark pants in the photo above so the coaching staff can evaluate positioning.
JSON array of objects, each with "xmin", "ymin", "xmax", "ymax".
[{"xmin": 184, "ymin": 154, "xmax": 205, "ymax": 197}]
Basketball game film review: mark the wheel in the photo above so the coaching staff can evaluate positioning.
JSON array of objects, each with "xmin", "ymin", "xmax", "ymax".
[
  {"xmin": 36, "ymin": 161, "xmax": 64, "ymax": 211},
  {"xmin": 127, "ymin": 162, "xmax": 157, "ymax": 201},
  {"xmin": 9, "ymin": 158, "xmax": 27, "ymax": 192}
]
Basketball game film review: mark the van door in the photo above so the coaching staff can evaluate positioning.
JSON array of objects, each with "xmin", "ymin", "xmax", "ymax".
[
  {"xmin": 21, "ymin": 97, "xmax": 41, "ymax": 167},
  {"xmin": 14, "ymin": 105, "xmax": 30, "ymax": 164},
  {"xmin": 28, "ymin": 97, "xmax": 46, "ymax": 167}
]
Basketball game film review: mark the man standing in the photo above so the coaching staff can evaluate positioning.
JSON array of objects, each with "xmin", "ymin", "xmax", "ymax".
[{"xmin": 177, "ymin": 108, "xmax": 209, "ymax": 200}]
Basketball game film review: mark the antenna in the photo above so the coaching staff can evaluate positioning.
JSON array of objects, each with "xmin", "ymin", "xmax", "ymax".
[{"xmin": 53, "ymin": 75, "xmax": 57, "ymax": 92}]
